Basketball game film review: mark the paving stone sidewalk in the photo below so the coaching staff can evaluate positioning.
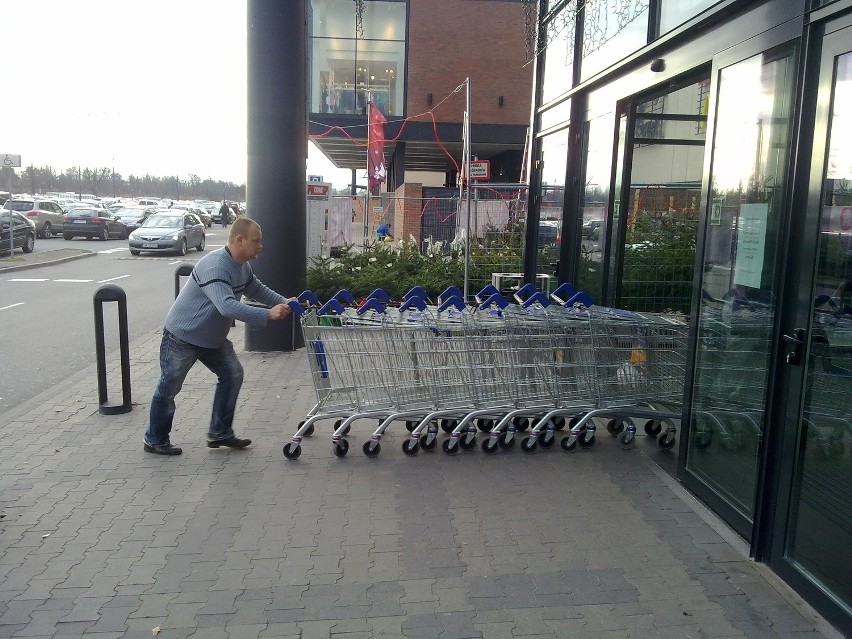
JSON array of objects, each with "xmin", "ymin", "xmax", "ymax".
[{"xmin": 0, "ymin": 327, "xmax": 842, "ymax": 638}]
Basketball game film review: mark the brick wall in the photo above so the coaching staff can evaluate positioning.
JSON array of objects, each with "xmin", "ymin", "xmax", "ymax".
[
  {"xmin": 393, "ymin": 182, "xmax": 423, "ymax": 246},
  {"xmin": 406, "ymin": 0, "xmax": 533, "ymax": 126}
]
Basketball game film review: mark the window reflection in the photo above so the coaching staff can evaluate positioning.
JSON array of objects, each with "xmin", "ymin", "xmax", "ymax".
[
  {"xmin": 787, "ymin": 51, "xmax": 852, "ymax": 611},
  {"xmin": 581, "ymin": 1, "xmax": 649, "ymax": 81},
  {"xmin": 688, "ymin": 52, "xmax": 794, "ymax": 518},
  {"xmin": 578, "ymin": 114, "xmax": 614, "ymax": 301},
  {"xmin": 538, "ymin": 129, "xmax": 569, "ymax": 274}
]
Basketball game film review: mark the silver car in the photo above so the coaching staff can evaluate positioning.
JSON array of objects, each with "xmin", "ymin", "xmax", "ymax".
[
  {"xmin": 128, "ymin": 212, "xmax": 206, "ymax": 256},
  {"xmin": 1, "ymin": 198, "xmax": 65, "ymax": 238}
]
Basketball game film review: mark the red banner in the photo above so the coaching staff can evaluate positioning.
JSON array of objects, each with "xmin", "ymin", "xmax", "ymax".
[{"xmin": 367, "ymin": 102, "xmax": 387, "ymax": 189}]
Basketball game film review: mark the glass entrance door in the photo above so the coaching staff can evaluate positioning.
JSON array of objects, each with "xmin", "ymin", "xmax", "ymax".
[
  {"xmin": 685, "ymin": 46, "xmax": 796, "ymax": 535},
  {"xmin": 774, "ymin": 28, "xmax": 852, "ymax": 629}
]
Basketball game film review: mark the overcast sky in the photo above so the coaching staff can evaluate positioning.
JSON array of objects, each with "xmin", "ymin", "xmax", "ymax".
[{"xmin": 0, "ymin": 0, "xmax": 350, "ymax": 188}]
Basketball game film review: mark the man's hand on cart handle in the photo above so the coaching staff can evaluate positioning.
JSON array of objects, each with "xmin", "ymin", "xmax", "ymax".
[{"xmin": 268, "ymin": 303, "xmax": 293, "ymax": 320}]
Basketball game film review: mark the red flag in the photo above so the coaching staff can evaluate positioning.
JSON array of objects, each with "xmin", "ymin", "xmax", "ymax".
[{"xmin": 367, "ymin": 102, "xmax": 387, "ymax": 189}]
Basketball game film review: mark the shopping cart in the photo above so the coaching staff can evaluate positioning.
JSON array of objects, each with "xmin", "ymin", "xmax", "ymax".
[
  {"xmin": 513, "ymin": 289, "xmax": 689, "ymax": 454},
  {"xmin": 689, "ymin": 298, "xmax": 772, "ymax": 454}
]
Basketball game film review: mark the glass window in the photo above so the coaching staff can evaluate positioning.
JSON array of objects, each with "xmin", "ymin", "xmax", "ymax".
[
  {"xmin": 309, "ymin": 0, "xmax": 407, "ymax": 117},
  {"xmin": 362, "ymin": 1, "xmax": 406, "ymax": 40},
  {"xmin": 581, "ymin": 1, "xmax": 649, "ymax": 81},
  {"xmin": 541, "ymin": 13, "xmax": 574, "ymax": 105},
  {"xmin": 537, "ymin": 129, "xmax": 570, "ymax": 272},
  {"xmin": 578, "ymin": 112, "xmax": 615, "ymax": 301},
  {"xmin": 539, "ymin": 98, "xmax": 571, "ymax": 132},
  {"xmin": 687, "ymin": 50, "xmax": 796, "ymax": 518},
  {"xmin": 620, "ymin": 80, "xmax": 707, "ymax": 314},
  {"xmin": 660, "ymin": 0, "xmax": 720, "ymax": 35},
  {"xmin": 786, "ymin": 50, "xmax": 852, "ymax": 613}
]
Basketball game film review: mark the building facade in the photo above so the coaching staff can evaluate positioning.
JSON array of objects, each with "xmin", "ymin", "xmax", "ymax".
[
  {"xmin": 307, "ymin": 0, "xmax": 534, "ymax": 188},
  {"xmin": 527, "ymin": 0, "xmax": 851, "ymax": 633}
]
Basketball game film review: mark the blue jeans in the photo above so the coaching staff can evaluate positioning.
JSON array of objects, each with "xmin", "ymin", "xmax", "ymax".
[{"xmin": 144, "ymin": 329, "xmax": 244, "ymax": 446}]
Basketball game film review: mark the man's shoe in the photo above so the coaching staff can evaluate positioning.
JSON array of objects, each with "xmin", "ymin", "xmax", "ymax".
[
  {"xmin": 207, "ymin": 436, "xmax": 252, "ymax": 449},
  {"xmin": 144, "ymin": 443, "xmax": 183, "ymax": 455}
]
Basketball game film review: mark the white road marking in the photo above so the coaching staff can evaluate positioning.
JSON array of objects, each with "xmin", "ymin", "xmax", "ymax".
[
  {"xmin": 0, "ymin": 302, "xmax": 25, "ymax": 311},
  {"xmin": 97, "ymin": 248, "xmax": 127, "ymax": 254},
  {"xmin": 97, "ymin": 275, "xmax": 131, "ymax": 283},
  {"xmin": 8, "ymin": 278, "xmax": 48, "ymax": 282},
  {"xmin": 54, "ymin": 279, "xmax": 94, "ymax": 283}
]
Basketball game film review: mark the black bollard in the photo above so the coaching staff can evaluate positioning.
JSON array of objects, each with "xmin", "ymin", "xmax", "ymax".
[
  {"xmin": 93, "ymin": 284, "xmax": 132, "ymax": 415},
  {"xmin": 174, "ymin": 263, "xmax": 194, "ymax": 298}
]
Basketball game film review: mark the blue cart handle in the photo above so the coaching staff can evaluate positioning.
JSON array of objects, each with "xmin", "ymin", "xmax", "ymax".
[
  {"xmin": 439, "ymin": 285, "xmax": 463, "ymax": 302},
  {"xmin": 367, "ymin": 288, "xmax": 391, "ymax": 303},
  {"xmin": 403, "ymin": 286, "xmax": 428, "ymax": 301},
  {"xmin": 564, "ymin": 291, "xmax": 594, "ymax": 308},
  {"xmin": 479, "ymin": 293, "xmax": 508, "ymax": 310},
  {"xmin": 332, "ymin": 289, "xmax": 355, "ymax": 305},
  {"xmin": 514, "ymin": 283, "xmax": 540, "ymax": 303},
  {"xmin": 287, "ymin": 300, "xmax": 306, "ymax": 315},
  {"xmin": 318, "ymin": 299, "xmax": 346, "ymax": 316},
  {"xmin": 521, "ymin": 292, "xmax": 550, "ymax": 309},
  {"xmin": 356, "ymin": 298, "xmax": 386, "ymax": 315},
  {"xmin": 477, "ymin": 284, "xmax": 500, "ymax": 300},
  {"xmin": 400, "ymin": 296, "xmax": 427, "ymax": 312},
  {"xmin": 552, "ymin": 282, "xmax": 578, "ymax": 303},
  {"xmin": 297, "ymin": 290, "xmax": 322, "ymax": 306},
  {"xmin": 438, "ymin": 296, "xmax": 466, "ymax": 312}
]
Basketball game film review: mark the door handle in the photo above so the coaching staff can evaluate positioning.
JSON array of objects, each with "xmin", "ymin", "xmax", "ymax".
[{"xmin": 782, "ymin": 328, "xmax": 806, "ymax": 365}]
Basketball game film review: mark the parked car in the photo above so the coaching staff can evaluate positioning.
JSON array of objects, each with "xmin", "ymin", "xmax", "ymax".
[
  {"xmin": 539, "ymin": 220, "xmax": 560, "ymax": 246},
  {"xmin": 63, "ymin": 207, "xmax": 127, "ymax": 240},
  {"xmin": 171, "ymin": 202, "xmax": 212, "ymax": 227},
  {"xmin": 211, "ymin": 205, "xmax": 235, "ymax": 225},
  {"xmin": 113, "ymin": 205, "xmax": 158, "ymax": 233},
  {"xmin": 0, "ymin": 210, "xmax": 36, "ymax": 254},
  {"xmin": 128, "ymin": 212, "xmax": 205, "ymax": 256},
  {"xmin": 581, "ymin": 219, "xmax": 602, "ymax": 240},
  {"xmin": 1, "ymin": 198, "xmax": 65, "ymax": 238}
]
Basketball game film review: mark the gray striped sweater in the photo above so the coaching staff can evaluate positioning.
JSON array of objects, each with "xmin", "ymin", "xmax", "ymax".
[{"xmin": 164, "ymin": 247, "xmax": 285, "ymax": 348}]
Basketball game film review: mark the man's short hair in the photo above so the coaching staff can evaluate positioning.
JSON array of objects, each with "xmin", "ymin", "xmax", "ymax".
[{"xmin": 228, "ymin": 217, "xmax": 259, "ymax": 243}]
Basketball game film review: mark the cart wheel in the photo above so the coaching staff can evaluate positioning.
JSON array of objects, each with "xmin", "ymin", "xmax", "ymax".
[
  {"xmin": 441, "ymin": 418, "xmax": 458, "ymax": 433},
  {"xmin": 481, "ymin": 438, "xmax": 499, "ymax": 454},
  {"xmin": 333, "ymin": 419, "xmax": 351, "ymax": 436},
  {"xmin": 402, "ymin": 439, "xmax": 420, "ymax": 456},
  {"xmin": 568, "ymin": 416, "xmax": 582, "ymax": 429},
  {"xmin": 477, "ymin": 418, "xmax": 494, "ymax": 432},
  {"xmin": 421, "ymin": 432, "xmax": 437, "ymax": 450},
  {"xmin": 442, "ymin": 438, "xmax": 460, "ymax": 455},
  {"xmin": 362, "ymin": 440, "xmax": 381, "ymax": 457},
  {"xmin": 512, "ymin": 416, "xmax": 529, "ymax": 432},
  {"xmin": 694, "ymin": 431, "xmax": 713, "ymax": 449},
  {"xmin": 553, "ymin": 416, "xmax": 567, "ymax": 430},
  {"xmin": 460, "ymin": 431, "xmax": 477, "ymax": 450},
  {"xmin": 283, "ymin": 442, "xmax": 301, "ymax": 459},
  {"xmin": 305, "ymin": 423, "xmax": 315, "ymax": 437},
  {"xmin": 644, "ymin": 420, "xmax": 662, "ymax": 437},
  {"xmin": 334, "ymin": 438, "xmax": 349, "ymax": 458},
  {"xmin": 539, "ymin": 430, "xmax": 555, "ymax": 448},
  {"xmin": 498, "ymin": 431, "xmax": 515, "ymax": 450},
  {"xmin": 618, "ymin": 431, "xmax": 636, "ymax": 450},
  {"xmin": 579, "ymin": 430, "xmax": 596, "ymax": 448},
  {"xmin": 606, "ymin": 419, "xmax": 625, "ymax": 436},
  {"xmin": 405, "ymin": 420, "xmax": 418, "ymax": 432},
  {"xmin": 658, "ymin": 433, "xmax": 676, "ymax": 449},
  {"xmin": 520, "ymin": 436, "xmax": 538, "ymax": 454},
  {"xmin": 560, "ymin": 436, "xmax": 577, "ymax": 453}
]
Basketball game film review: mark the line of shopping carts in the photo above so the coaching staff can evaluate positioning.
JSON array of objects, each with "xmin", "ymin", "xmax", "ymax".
[{"xmin": 282, "ymin": 283, "xmax": 689, "ymax": 459}]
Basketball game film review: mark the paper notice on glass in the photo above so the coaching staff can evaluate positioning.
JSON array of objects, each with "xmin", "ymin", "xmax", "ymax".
[{"xmin": 733, "ymin": 203, "xmax": 769, "ymax": 289}]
